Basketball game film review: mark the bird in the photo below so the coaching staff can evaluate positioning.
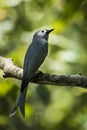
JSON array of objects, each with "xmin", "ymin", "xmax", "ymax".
[{"xmin": 10, "ymin": 28, "xmax": 54, "ymax": 117}]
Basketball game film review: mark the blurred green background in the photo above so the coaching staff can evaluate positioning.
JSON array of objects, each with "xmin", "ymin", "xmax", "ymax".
[{"xmin": 0, "ymin": 0, "xmax": 87, "ymax": 130}]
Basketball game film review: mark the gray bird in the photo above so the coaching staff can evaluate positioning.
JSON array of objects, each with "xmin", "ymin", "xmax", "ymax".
[{"xmin": 10, "ymin": 28, "xmax": 54, "ymax": 117}]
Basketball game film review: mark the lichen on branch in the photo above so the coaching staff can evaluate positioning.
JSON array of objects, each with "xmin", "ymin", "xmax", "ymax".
[{"xmin": 0, "ymin": 56, "xmax": 87, "ymax": 88}]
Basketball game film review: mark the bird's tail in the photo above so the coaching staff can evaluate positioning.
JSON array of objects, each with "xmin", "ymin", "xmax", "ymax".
[{"xmin": 9, "ymin": 87, "xmax": 27, "ymax": 117}]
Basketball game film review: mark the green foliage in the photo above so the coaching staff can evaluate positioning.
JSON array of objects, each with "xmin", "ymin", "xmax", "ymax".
[{"xmin": 0, "ymin": 0, "xmax": 87, "ymax": 130}]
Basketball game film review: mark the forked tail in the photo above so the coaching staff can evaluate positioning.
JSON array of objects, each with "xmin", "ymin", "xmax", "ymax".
[{"xmin": 10, "ymin": 87, "xmax": 27, "ymax": 117}]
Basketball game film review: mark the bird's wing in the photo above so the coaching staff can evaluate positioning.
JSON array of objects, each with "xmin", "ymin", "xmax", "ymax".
[
  {"xmin": 21, "ymin": 40, "xmax": 48, "ymax": 89},
  {"xmin": 22, "ymin": 42, "xmax": 35, "ymax": 80}
]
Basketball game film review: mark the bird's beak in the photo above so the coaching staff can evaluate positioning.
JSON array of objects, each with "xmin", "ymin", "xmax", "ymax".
[{"xmin": 46, "ymin": 29, "xmax": 54, "ymax": 34}]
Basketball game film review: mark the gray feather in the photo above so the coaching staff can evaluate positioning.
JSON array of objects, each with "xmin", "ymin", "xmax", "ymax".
[
  {"xmin": 10, "ymin": 29, "xmax": 54, "ymax": 117},
  {"xmin": 10, "ymin": 87, "xmax": 27, "ymax": 117}
]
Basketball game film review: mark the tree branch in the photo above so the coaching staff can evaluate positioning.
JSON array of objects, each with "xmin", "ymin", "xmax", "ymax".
[{"xmin": 0, "ymin": 56, "xmax": 87, "ymax": 88}]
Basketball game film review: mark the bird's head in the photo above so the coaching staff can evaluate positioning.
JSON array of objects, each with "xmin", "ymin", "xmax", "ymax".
[{"xmin": 33, "ymin": 29, "xmax": 54, "ymax": 40}]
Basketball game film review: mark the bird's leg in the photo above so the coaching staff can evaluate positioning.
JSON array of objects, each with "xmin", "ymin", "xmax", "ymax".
[
  {"xmin": 30, "ymin": 70, "xmax": 43, "ymax": 81},
  {"xmin": 37, "ymin": 70, "xmax": 43, "ymax": 74}
]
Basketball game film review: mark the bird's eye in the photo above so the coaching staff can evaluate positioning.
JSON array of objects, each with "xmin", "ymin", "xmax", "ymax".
[{"xmin": 41, "ymin": 30, "xmax": 44, "ymax": 33}]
